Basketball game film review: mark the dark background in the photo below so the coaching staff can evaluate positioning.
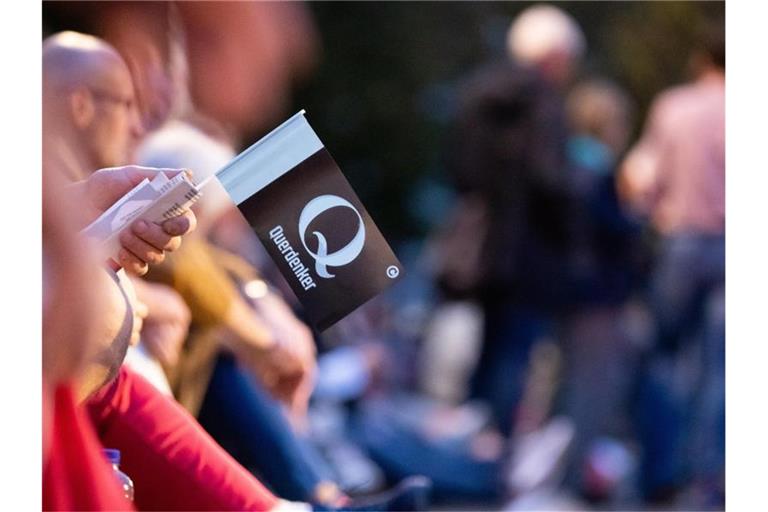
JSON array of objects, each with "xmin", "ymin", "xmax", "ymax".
[
  {"xmin": 292, "ymin": 1, "xmax": 724, "ymax": 241},
  {"xmin": 43, "ymin": 1, "xmax": 725, "ymax": 243}
]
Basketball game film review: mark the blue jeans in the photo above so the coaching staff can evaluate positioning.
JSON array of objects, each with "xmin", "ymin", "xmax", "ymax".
[
  {"xmin": 198, "ymin": 353, "xmax": 333, "ymax": 502},
  {"xmin": 470, "ymin": 303, "xmax": 552, "ymax": 436},
  {"xmin": 352, "ymin": 398, "xmax": 503, "ymax": 504},
  {"xmin": 636, "ymin": 234, "xmax": 725, "ymax": 499}
]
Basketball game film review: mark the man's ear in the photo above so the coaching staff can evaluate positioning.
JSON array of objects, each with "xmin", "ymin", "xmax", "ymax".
[{"xmin": 69, "ymin": 87, "xmax": 95, "ymax": 129}]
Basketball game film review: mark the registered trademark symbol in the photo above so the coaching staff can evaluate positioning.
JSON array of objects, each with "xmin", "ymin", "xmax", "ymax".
[{"xmin": 386, "ymin": 265, "xmax": 400, "ymax": 279}]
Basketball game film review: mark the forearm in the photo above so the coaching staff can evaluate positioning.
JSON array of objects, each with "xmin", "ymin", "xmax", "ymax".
[
  {"xmin": 618, "ymin": 145, "xmax": 660, "ymax": 216},
  {"xmin": 75, "ymin": 269, "xmax": 134, "ymax": 402}
]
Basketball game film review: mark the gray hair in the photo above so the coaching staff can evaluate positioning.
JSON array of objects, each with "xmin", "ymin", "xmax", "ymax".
[{"xmin": 507, "ymin": 5, "xmax": 585, "ymax": 66}]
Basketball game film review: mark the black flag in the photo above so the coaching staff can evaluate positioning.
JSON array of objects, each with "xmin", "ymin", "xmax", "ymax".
[{"xmin": 214, "ymin": 111, "xmax": 403, "ymax": 331}]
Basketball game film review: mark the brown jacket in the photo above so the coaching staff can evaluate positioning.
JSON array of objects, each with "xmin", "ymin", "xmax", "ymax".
[{"xmin": 145, "ymin": 237, "xmax": 261, "ymax": 416}]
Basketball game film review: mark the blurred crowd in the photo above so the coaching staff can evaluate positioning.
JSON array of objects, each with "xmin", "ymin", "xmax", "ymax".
[{"xmin": 42, "ymin": 2, "xmax": 724, "ymax": 511}]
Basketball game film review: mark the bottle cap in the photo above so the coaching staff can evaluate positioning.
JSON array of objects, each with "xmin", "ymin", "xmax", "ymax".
[{"xmin": 102, "ymin": 448, "xmax": 121, "ymax": 465}]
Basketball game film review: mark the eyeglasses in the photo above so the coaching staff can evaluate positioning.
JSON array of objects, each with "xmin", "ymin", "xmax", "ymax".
[{"xmin": 89, "ymin": 88, "xmax": 136, "ymax": 111}]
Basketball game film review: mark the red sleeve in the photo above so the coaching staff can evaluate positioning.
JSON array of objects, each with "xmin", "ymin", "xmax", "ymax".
[
  {"xmin": 86, "ymin": 366, "xmax": 279, "ymax": 511},
  {"xmin": 43, "ymin": 384, "xmax": 134, "ymax": 511}
]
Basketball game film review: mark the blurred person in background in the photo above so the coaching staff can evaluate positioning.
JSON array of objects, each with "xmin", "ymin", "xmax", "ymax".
[
  {"xmin": 566, "ymin": 79, "xmax": 634, "ymax": 179},
  {"xmin": 506, "ymin": 3, "xmax": 585, "ymax": 92},
  {"xmin": 354, "ymin": 5, "xmax": 588, "ymax": 507},
  {"xmin": 441, "ymin": 3, "xmax": 583, "ymax": 438},
  {"xmin": 619, "ymin": 22, "xmax": 725, "ymax": 507},
  {"xmin": 559, "ymin": 78, "xmax": 644, "ymax": 504},
  {"xmin": 47, "ymin": 0, "xmax": 319, "ymax": 144}
]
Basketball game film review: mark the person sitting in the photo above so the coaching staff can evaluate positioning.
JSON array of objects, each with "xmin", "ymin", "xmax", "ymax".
[
  {"xmin": 43, "ymin": 30, "xmax": 431, "ymax": 511},
  {"xmin": 42, "ymin": 159, "xmax": 199, "ymax": 509}
]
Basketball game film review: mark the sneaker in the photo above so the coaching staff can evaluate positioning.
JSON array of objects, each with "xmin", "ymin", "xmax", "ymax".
[{"xmin": 507, "ymin": 416, "xmax": 575, "ymax": 495}]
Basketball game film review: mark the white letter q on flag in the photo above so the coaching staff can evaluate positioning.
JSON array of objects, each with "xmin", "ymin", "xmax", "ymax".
[{"xmin": 298, "ymin": 194, "xmax": 366, "ymax": 278}]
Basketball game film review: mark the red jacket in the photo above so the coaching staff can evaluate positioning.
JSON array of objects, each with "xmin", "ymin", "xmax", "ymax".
[
  {"xmin": 43, "ymin": 383, "xmax": 133, "ymax": 511},
  {"xmin": 86, "ymin": 366, "xmax": 279, "ymax": 511}
]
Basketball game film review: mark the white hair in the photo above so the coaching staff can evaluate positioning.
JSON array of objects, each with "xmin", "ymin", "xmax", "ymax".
[{"xmin": 507, "ymin": 4, "xmax": 585, "ymax": 66}]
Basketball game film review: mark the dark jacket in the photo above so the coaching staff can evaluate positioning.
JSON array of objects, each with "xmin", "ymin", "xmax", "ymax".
[{"xmin": 445, "ymin": 62, "xmax": 574, "ymax": 310}]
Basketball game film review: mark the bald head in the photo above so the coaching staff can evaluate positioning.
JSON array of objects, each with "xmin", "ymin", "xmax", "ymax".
[
  {"xmin": 44, "ymin": 31, "xmax": 126, "ymax": 89},
  {"xmin": 43, "ymin": 31, "xmax": 144, "ymax": 175}
]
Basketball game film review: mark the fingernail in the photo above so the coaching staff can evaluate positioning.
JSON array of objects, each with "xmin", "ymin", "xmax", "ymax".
[
  {"xmin": 134, "ymin": 220, "xmax": 148, "ymax": 234},
  {"xmin": 166, "ymin": 217, "xmax": 188, "ymax": 235}
]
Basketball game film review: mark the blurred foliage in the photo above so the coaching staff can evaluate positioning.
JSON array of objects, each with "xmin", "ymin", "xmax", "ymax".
[{"xmin": 293, "ymin": 1, "xmax": 724, "ymax": 241}]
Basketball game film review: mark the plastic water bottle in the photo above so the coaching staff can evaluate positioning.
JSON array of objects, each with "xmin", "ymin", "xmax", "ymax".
[{"xmin": 103, "ymin": 448, "xmax": 134, "ymax": 501}]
